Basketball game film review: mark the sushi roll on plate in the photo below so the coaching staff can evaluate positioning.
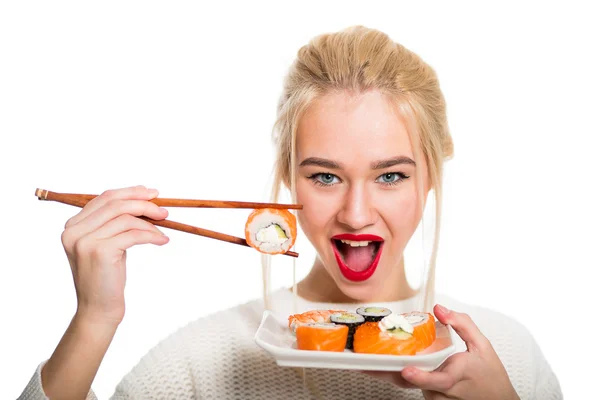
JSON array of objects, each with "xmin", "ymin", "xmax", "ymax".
[
  {"xmin": 402, "ymin": 311, "xmax": 436, "ymax": 352},
  {"xmin": 353, "ymin": 319, "xmax": 418, "ymax": 356},
  {"xmin": 330, "ymin": 312, "xmax": 365, "ymax": 349},
  {"xmin": 353, "ymin": 312, "xmax": 437, "ymax": 355},
  {"xmin": 295, "ymin": 322, "xmax": 349, "ymax": 352},
  {"xmin": 356, "ymin": 306, "xmax": 392, "ymax": 322},
  {"xmin": 245, "ymin": 208, "xmax": 297, "ymax": 255},
  {"xmin": 288, "ymin": 309, "xmax": 345, "ymax": 335}
]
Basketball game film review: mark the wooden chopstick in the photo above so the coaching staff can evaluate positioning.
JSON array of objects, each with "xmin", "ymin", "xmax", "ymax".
[
  {"xmin": 35, "ymin": 188, "xmax": 299, "ymax": 258},
  {"xmin": 35, "ymin": 189, "xmax": 302, "ymax": 210}
]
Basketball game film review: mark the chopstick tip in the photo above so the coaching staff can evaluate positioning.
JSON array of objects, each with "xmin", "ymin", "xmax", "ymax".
[{"xmin": 35, "ymin": 188, "xmax": 48, "ymax": 200}]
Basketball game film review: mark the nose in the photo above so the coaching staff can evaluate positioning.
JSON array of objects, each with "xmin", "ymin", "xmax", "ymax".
[{"xmin": 336, "ymin": 184, "xmax": 378, "ymax": 230}]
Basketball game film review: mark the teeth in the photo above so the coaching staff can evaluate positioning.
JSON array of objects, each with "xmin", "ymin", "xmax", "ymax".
[{"xmin": 340, "ymin": 240, "xmax": 371, "ymax": 247}]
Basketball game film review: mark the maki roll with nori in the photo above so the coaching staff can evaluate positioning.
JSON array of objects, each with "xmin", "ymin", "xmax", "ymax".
[
  {"xmin": 330, "ymin": 312, "xmax": 365, "ymax": 349},
  {"xmin": 356, "ymin": 306, "xmax": 392, "ymax": 322}
]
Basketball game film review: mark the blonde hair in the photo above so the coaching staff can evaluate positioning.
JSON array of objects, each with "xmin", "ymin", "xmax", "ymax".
[{"xmin": 263, "ymin": 26, "xmax": 454, "ymax": 312}]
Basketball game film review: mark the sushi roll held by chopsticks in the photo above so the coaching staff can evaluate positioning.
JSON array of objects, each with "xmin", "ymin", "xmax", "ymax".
[
  {"xmin": 245, "ymin": 208, "xmax": 297, "ymax": 255},
  {"xmin": 35, "ymin": 188, "xmax": 303, "ymax": 257}
]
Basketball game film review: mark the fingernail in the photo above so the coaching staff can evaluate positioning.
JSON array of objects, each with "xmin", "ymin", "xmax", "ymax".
[{"xmin": 437, "ymin": 304, "xmax": 450, "ymax": 314}]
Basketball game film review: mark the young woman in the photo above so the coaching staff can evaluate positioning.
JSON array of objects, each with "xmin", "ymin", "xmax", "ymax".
[{"xmin": 19, "ymin": 26, "xmax": 562, "ymax": 400}]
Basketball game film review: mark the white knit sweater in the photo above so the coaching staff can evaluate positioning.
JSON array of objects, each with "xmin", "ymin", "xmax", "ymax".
[{"xmin": 19, "ymin": 288, "xmax": 562, "ymax": 399}]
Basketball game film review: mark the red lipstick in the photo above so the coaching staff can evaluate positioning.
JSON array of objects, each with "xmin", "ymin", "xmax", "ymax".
[
  {"xmin": 331, "ymin": 234, "xmax": 384, "ymax": 282},
  {"xmin": 332, "ymin": 234, "xmax": 384, "ymax": 242}
]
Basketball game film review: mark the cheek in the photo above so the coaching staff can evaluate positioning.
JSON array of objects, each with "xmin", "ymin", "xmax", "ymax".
[
  {"xmin": 296, "ymin": 181, "xmax": 338, "ymax": 239},
  {"xmin": 380, "ymin": 189, "xmax": 422, "ymax": 238}
]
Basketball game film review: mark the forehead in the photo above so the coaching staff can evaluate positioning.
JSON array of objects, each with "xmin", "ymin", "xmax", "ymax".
[{"xmin": 296, "ymin": 90, "xmax": 413, "ymax": 163}]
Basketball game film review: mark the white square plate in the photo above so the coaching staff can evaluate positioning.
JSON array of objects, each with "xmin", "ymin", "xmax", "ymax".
[{"xmin": 254, "ymin": 311, "xmax": 459, "ymax": 371}]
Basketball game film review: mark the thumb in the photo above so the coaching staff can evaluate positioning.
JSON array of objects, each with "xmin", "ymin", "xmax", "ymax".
[{"xmin": 434, "ymin": 304, "xmax": 488, "ymax": 352}]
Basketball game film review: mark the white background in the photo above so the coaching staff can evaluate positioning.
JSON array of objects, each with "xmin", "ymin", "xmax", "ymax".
[{"xmin": 1, "ymin": 1, "xmax": 598, "ymax": 399}]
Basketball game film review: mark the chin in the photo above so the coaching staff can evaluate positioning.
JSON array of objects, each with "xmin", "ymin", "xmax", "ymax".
[
  {"xmin": 335, "ymin": 279, "xmax": 385, "ymax": 302},
  {"xmin": 322, "ymin": 256, "xmax": 390, "ymax": 302}
]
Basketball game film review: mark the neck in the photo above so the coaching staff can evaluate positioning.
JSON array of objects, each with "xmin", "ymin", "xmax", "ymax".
[{"xmin": 295, "ymin": 257, "xmax": 418, "ymax": 304}]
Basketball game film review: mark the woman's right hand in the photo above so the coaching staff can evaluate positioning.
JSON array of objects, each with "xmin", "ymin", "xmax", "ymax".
[
  {"xmin": 60, "ymin": 185, "xmax": 170, "ymax": 326},
  {"xmin": 37, "ymin": 186, "xmax": 169, "ymax": 399}
]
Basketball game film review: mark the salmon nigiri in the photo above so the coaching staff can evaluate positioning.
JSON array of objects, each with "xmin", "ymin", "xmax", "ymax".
[
  {"xmin": 296, "ymin": 323, "xmax": 349, "ymax": 352},
  {"xmin": 353, "ymin": 321, "xmax": 418, "ymax": 356},
  {"xmin": 288, "ymin": 309, "xmax": 345, "ymax": 334},
  {"xmin": 403, "ymin": 311, "xmax": 436, "ymax": 352}
]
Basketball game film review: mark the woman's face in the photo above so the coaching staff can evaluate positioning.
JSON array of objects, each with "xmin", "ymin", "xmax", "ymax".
[{"xmin": 295, "ymin": 90, "xmax": 428, "ymax": 301}]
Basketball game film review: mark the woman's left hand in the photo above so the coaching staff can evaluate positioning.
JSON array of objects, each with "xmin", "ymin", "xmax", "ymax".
[{"xmin": 364, "ymin": 305, "xmax": 520, "ymax": 400}]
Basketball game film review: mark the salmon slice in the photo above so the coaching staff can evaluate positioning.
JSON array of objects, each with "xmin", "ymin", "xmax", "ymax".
[
  {"xmin": 296, "ymin": 323, "xmax": 349, "ymax": 352},
  {"xmin": 353, "ymin": 322, "xmax": 418, "ymax": 355},
  {"xmin": 403, "ymin": 312, "xmax": 436, "ymax": 352}
]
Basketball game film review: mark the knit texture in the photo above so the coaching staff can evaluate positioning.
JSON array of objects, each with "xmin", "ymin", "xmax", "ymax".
[{"xmin": 19, "ymin": 289, "xmax": 562, "ymax": 399}]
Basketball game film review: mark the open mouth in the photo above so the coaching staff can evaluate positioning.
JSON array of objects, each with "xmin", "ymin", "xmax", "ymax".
[{"xmin": 331, "ymin": 234, "xmax": 384, "ymax": 282}]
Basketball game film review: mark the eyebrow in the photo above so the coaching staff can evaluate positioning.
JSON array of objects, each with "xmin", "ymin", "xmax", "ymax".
[
  {"xmin": 299, "ymin": 157, "xmax": 341, "ymax": 169},
  {"xmin": 299, "ymin": 156, "xmax": 416, "ymax": 170},
  {"xmin": 371, "ymin": 156, "xmax": 416, "ymax": 169}
]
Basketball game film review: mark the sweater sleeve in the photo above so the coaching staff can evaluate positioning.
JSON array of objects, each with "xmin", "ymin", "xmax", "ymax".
[
  {"xmin": 18, "ymin": 319, "xmax": 205, "ymax": 399},
  {"xmin": 18, "ymin": 335, "xmax": 200, "ymax": 400},
  {"xmin": 17, "ymin": 361, "xmax": 98, "ymax": 400}
]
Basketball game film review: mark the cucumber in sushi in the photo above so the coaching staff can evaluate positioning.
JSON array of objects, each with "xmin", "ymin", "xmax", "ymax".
[{"xmin": 356, "ymin": 306, "xmax": 392, "ymax": 322}]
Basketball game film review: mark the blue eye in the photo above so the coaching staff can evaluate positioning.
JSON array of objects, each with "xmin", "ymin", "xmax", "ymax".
[
  {"xmin": 376, "ymin": 172, "xmax": 409, "ymax": 186},
  {"xmin": 309, "ymin": 173, "xmax": 341, "ymax": 186}
]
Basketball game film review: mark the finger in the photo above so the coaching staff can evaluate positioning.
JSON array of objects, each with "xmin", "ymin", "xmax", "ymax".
[
  {"xmin": 361, "ymin": 370, "xmax": 418, "ymax": 389},
  {"xmin": 433, "ymin": 304, "xmax": 488, "ymax": 352},
  {"xmin": 65, "ymin": 185, "xmax": 157, "ymax": 227},
  {"xmin": 90, "ymin": 214, "xmax": 167, "ymax": 240},
  {"xmin": 65, "ymin": 185, "xmax": 158, "ymax": 228},
  {"xmin": 68, "ymin": 199, "xmax": 169, "ymax": 240},
  {"xmin": 401, "ymin": 367, "xmax": 455, "ymax": 392},
  {"xmin": 102, "ymin": 229, "xmax": 169, "ymax": 251}
]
